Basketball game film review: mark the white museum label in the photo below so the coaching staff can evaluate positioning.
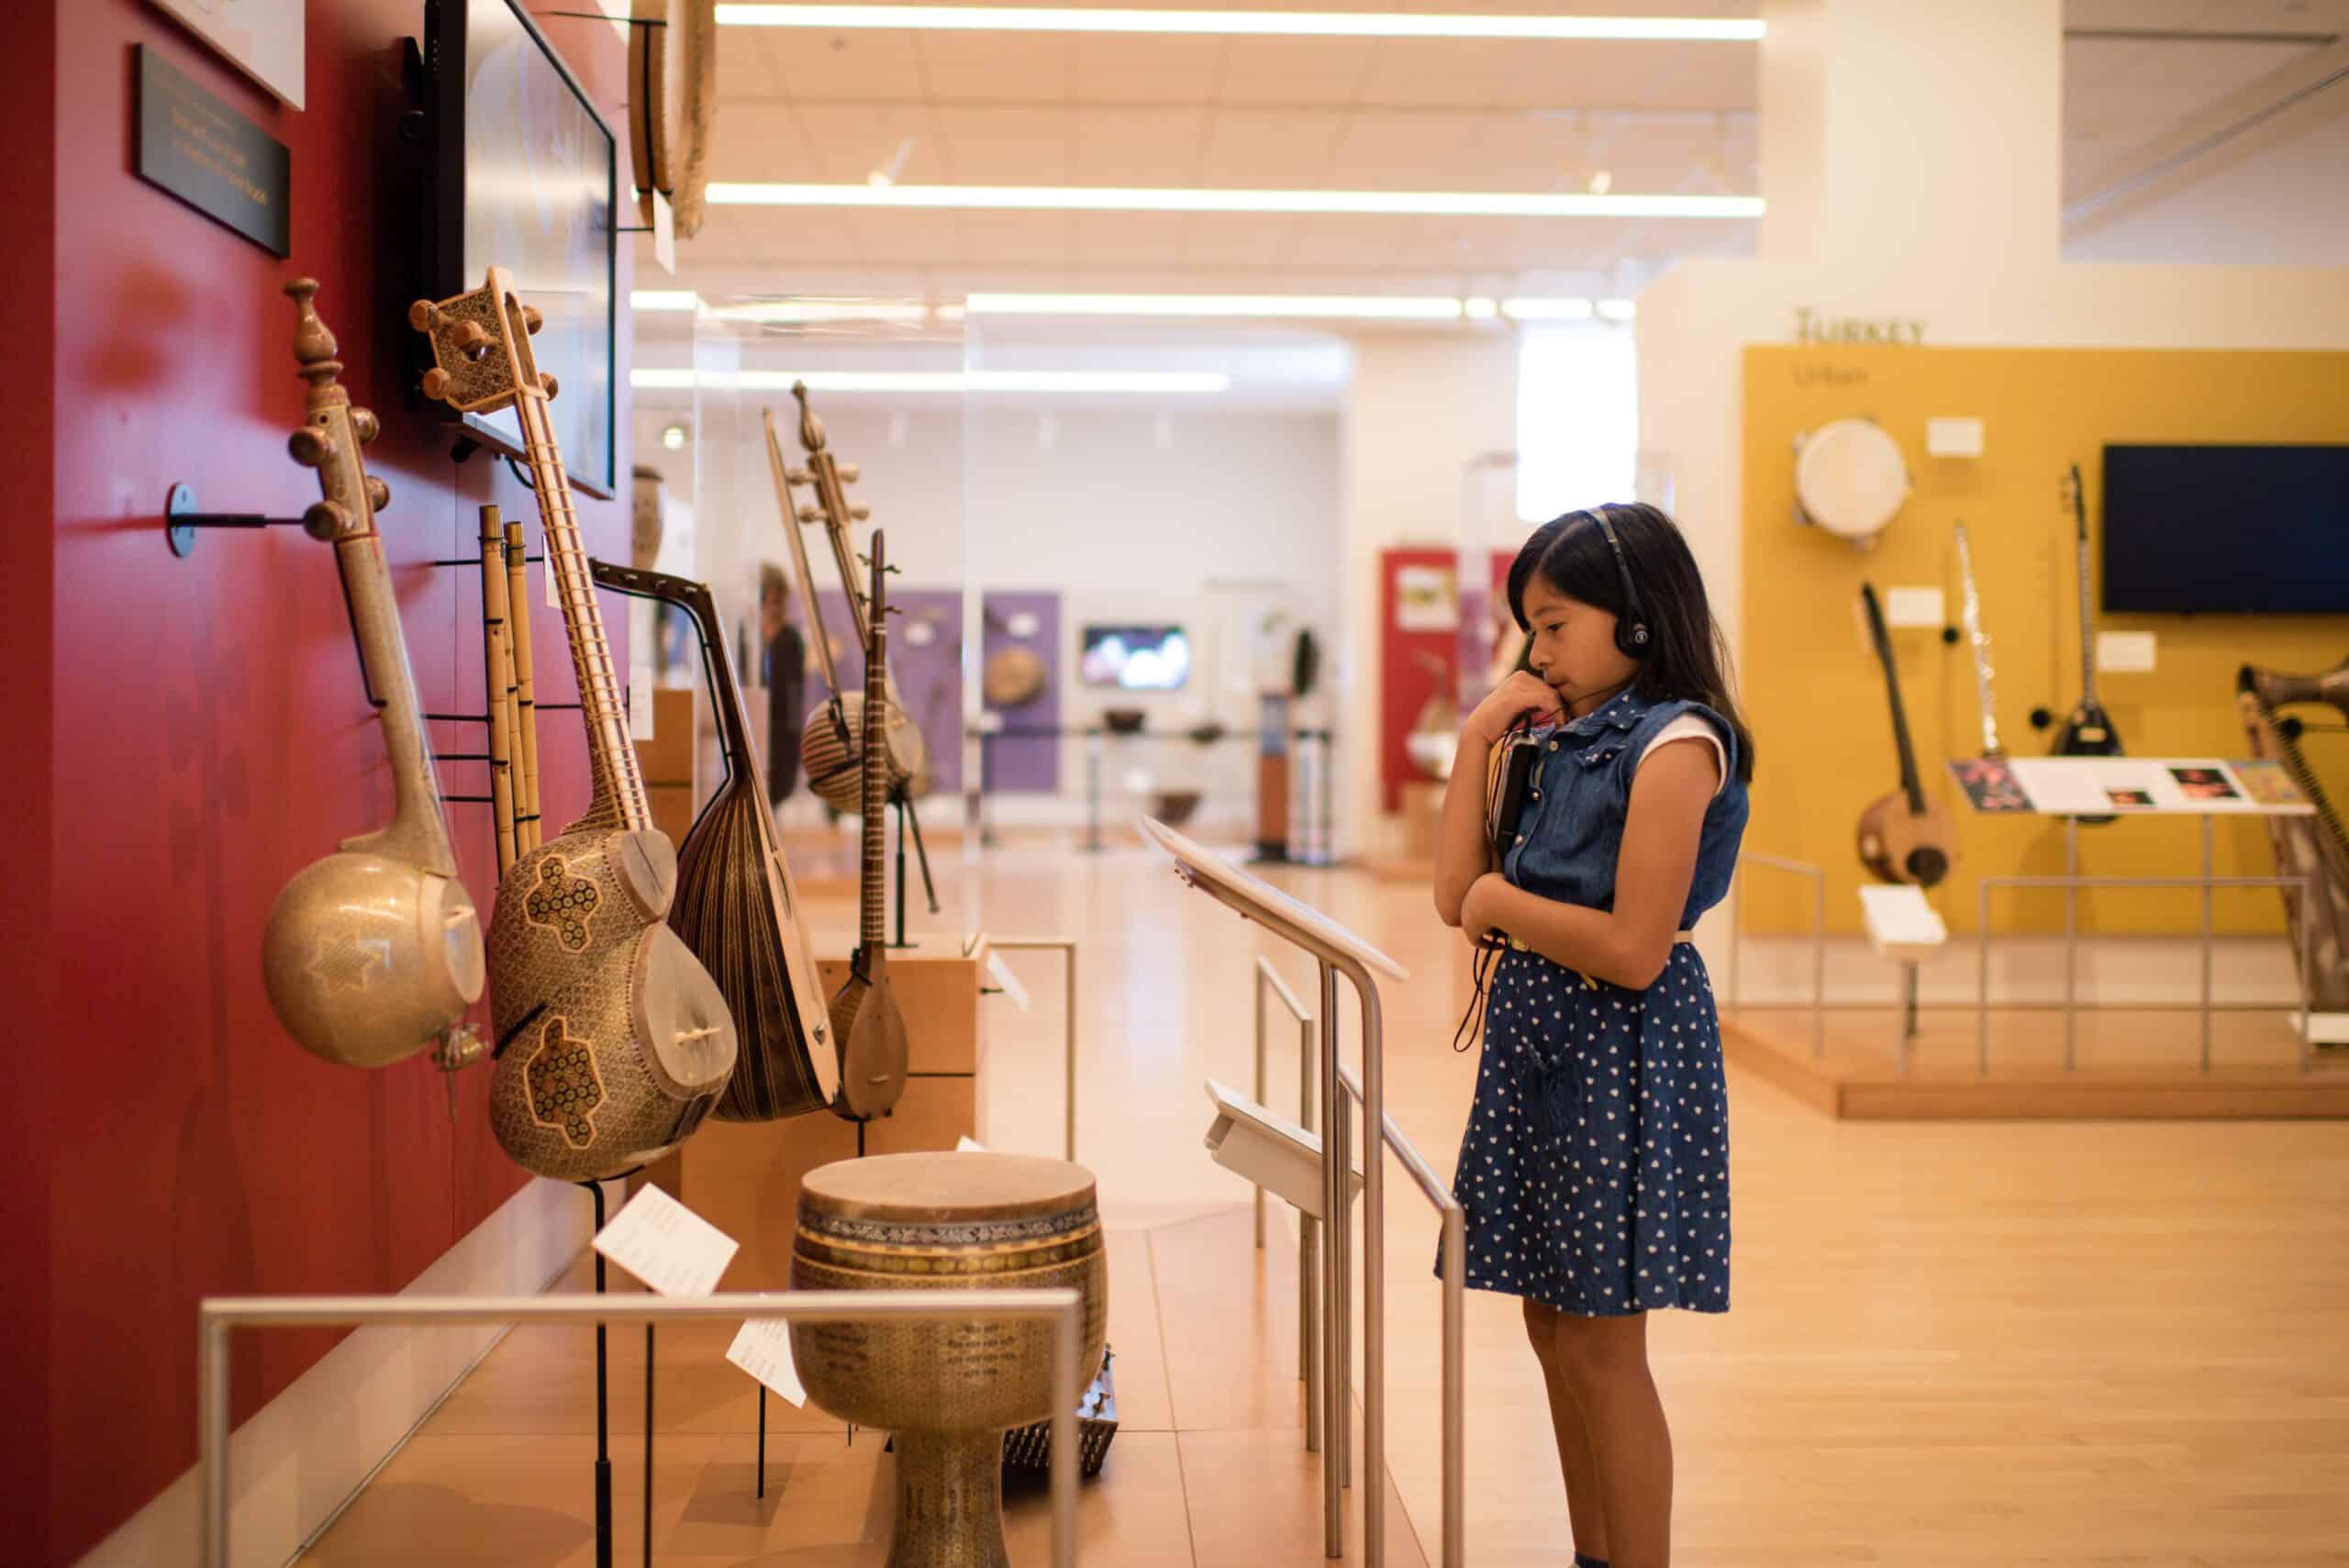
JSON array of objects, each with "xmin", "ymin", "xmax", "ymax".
[
  {"xmin": 593, "ymin": 1184, "xmax": 740, "ymax": 1298},
  {"xmin": 725, "ymin": 1318, "xmax": 807, "ymax": 1406},
  {"xmin": 630, "ymin": 662, "xmax": 656, "ymax": 741},
  {"xmin": 985, "ymin": 949, "xmax": 1032, "ymax": 1013},
  {"xmin": 1884, "ymin": 586, "xmax": 1946, "ymax": 629},
  {"xmin": 2097, "ymin": 631, "xmax": 2157, "ymax": 673}
]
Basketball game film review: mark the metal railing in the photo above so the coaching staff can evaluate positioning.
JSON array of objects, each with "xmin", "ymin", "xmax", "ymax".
[
  {"xmin": 1725, "ymin": 852, "xmax": 1828, "ymax": 1057},
  {"xmin": 1255, "ymin": 955, "xmax": 1464, "ymax": 1568},
  {"xmin": 987, "ymin": 935, "xmax": 1083, "ymax": 1160},
  {"xmin": 1976, "ymin": 870, "xmax": 2318, "ymax": 1073},
  {"xmin": 198, "ymin": 1288, "xmax": 1087, "ymax": 1568},
  {"xmin": 1253, "ymin": 957, "xmax": 1324, "ymax": 1453}
]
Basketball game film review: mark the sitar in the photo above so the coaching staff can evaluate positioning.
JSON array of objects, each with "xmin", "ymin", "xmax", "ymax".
[
  {"xmin": 414, "ymin": 268, "xmax": 736, "ymax": 1181},
  {"xmin": 1855, "ymin": 583, "xmax": 1956, "ymax": 888},
  {"xmin": 588, "ymin": 557, "xmax": 839, "ymax": 1121},
  {"xmin": 262, "ymin": 279, "xmax": 486, "ymax": 1069},
  {"xmin": 829, "ymin": 529, "xmax": 911, "ymax": 1122},
  {"xmin": 2238, "ymin": 657, "xmax": 2349, "ymax": 1020}
]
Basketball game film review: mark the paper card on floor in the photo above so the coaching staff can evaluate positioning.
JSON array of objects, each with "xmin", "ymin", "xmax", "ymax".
[
  {"xmin": 985, "ymin": 949, "xmax": 1032, "ymax": 1013},
  {"xmin": 955, "ymin": 1136, "xmax": 989, "ymax": 1152},
  {"xmin": 726, "ymin": 1318, "xmax": 807, "ymax": 1406},
  {"xmin": 592, "ymin": 1184, "xmax": 739, "ymax": 1298}
]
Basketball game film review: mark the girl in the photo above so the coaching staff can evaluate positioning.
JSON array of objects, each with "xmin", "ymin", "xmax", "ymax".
[{"xmin": 1433, "ymin": 503, "xmax": 1753, "ymax": 1568}]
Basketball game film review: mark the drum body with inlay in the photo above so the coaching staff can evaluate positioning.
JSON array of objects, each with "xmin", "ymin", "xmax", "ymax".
[{"xmin": 790, "ymin": 1151, "xmax": 1108, "ymax": 1568}]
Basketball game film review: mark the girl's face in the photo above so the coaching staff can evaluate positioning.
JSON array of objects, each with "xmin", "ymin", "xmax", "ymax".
[{"xmin": 1520, "ymin": 576, "xmax": 1640, "ymax": 715}]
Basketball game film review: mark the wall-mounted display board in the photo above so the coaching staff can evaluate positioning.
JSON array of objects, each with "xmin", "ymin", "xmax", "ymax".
[
  {"xmin": 1740, "ymin": 343, "xmax": 2349, "ymax": 937},
  {"xmin": 150, "ymin": 0, "xmax": 305, "ymax": 106}
]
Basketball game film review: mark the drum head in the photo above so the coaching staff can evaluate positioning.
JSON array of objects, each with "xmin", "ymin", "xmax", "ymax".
[
  {"xmin": 1795, "ymin": 417, "xmax": 1909, "ymax": 541},
  {"xmin": 984, "ymin": 646, "xmax": 1046, "ymax": 707},
  {"xmin": 628, "ymin": 1, "xmax": 716, "ymax": 238},
  {"xmin": 801, "ymin": 1151, "xmax": 1096, "ymax": 1222}
]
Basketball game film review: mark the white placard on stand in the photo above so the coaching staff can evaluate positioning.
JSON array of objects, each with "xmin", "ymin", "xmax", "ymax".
[
  {"xmin": 592, "ymin": 1184, "xmax": 740, "ymax": 1298},
  {"xmin": 725, "ymin": 1318, "xmax": 807, "ymax": 1406},
  {"xmin": 985, "ymin": 949, "xmax": 1032, "ymax": 1013}
]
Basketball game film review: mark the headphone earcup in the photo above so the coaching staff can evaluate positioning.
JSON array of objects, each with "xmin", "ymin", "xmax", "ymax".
[{"xmin": 1618, "ymin": 618, "xmax": 1651, "ymax": 658}]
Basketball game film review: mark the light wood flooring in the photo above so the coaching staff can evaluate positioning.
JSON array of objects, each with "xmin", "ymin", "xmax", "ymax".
[{"xmin": 305, "ymin": 840, "xmax": 2349, "ymax": 1566}]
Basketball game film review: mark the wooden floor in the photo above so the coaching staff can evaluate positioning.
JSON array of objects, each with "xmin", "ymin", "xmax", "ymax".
[{"xmin": 306, "ymin": 842, "xmax": 2349, "ymax": 1565}]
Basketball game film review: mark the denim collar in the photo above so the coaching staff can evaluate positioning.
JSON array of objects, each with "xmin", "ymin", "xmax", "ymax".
[{"xmin": 1560, "ymin": 684, "xmax": 1653, "ymax": 738}]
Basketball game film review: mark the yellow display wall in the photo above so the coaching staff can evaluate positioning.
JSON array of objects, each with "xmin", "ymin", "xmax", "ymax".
[{"xmin": 1740, "ymin": 343, "xmax": 2349, "ymax": 937}]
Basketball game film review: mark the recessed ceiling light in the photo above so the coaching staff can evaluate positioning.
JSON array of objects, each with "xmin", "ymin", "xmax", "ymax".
[
  {"xmin": 631, "ymin": 290, "xmax": 702, "ymax": 312},
  {"xmin": 714, "ymin": 6, "xmax": 1765, "ymax": 42},
  {"xmin": 1463, "ymin": 297, "xmax": 1499, "ymax": 320},
  {"xmin": 1586, "ymin": 170, "xmax": 1613, "ymax": 195},
  {"xmin": 1501, "ymin": 298, "xmax": 1597, "ymax": 321},
  {"xmin": 707, "ymin": 183, "xmax": 1763, "ymax": 219},
  {"xmin": 709, "ymin": 300, "xmax": 937, "ymax": 323}
]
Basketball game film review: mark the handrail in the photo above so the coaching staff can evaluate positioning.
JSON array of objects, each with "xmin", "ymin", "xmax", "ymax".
[
  {"xmin": 199, "ymin": 1287, "xmax": 1086, "ymax": 1568},
  {"xmin": 1727, "ymin": 851, "xmax": 1827, "ymax": 1057},
  {"xmin": 1253, "ymin": 955, "xmax": 1322, "ymax": 1453}
]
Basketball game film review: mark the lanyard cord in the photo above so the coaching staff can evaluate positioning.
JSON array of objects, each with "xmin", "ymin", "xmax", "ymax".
[{"xmin": 1450, "ymin": 715, "xmax": 1539, "ymax": 1054}]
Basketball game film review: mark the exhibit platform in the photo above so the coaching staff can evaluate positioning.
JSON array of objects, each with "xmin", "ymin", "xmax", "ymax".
[
  {"xmin": 1724, "ymin": 1007, "xmax": 2349, "ymax": 1120},
  {"xmin": 298, "ymin": 1205, "xmax": 1420, "ymax": 1566}
]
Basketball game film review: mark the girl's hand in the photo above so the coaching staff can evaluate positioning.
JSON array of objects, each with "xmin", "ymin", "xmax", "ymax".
[
  {"xmin": 1461, "ymin": 872, "xmax": 1508, "ymax": 940},
  {"xmin": 1463, "ymin": 671, "xmax": 1564, "ymax": 748}
]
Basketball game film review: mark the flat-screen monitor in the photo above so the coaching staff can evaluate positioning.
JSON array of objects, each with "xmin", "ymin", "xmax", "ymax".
[
  {"xmin": 423, "ymin": 0, "xmax": 616, "ymax": 495},
  {"xmin": 2102, "ymin": 444, "xmax": 2349, "ymax": 614},
  {"xmin": 1081, "ymin": 625, "xmax": 1191, "ymax": 690}
]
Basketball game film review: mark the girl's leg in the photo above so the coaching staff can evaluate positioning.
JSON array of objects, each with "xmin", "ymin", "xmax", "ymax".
[
  {"xmin": 1523, "ymin": 1298, "xmax": 1610, "ymax": 1563},
  {"xmin": 1549, "ymin": 1309, "xmax": 1672, "ymax": 1568}
]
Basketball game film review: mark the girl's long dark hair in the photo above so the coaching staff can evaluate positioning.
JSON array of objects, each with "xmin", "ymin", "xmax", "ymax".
[{"xmin": 1506, "ymin": 503, "xmax": 1756, "ymax": 784}]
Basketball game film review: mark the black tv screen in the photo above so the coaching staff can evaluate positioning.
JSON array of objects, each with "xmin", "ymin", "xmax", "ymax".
[
  {"xmin": 425, "ymin": 0, "xmax": 616, "ymax": 495},
  {"xmin": 2102, "ymin": 445, "xmax": 2349, "ymax": 614}
]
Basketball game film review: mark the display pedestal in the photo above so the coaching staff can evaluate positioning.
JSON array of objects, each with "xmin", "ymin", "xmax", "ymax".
[
  {"xmin": 635, "ymin": 685, "xmax": 700, "ymax": 851},
  {"xmin": 676, "ymin": 943, "xmax": 990, "ymax": 1286}
]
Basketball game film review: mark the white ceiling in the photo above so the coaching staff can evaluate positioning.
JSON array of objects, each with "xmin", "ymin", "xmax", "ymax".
[{"xmin": 637, "ymin": 1, "xmax": 2349, "ymax": 352}]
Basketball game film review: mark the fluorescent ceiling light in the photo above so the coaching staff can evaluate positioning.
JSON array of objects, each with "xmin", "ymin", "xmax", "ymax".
[
  {"xmin": 1501, "ymin": 298, "xmax": 1596, "ymax": 321},
  {"xmin": 710, "ymin": 300, "xmax": 936, "ymax": 323},
  {"xmin": 966, "ymin": 293, "xmax": 1464, "ymax": 320},
  {"xmin": 707, "ymin": 183, "xmax": 1762, "ymax": 220},
  {"xmin": 632, "ymin": 368, "xmax": 1231, "ymax": 394},
  {"xmin": 631, "ymin": 290, "xmax": 702, "ymax": 312},
  {"xmin": 1596, "ymin": 297, "xmax": 1638, "ymax": 322},
  {"xmin": 714, "ymin": 6, "xmax": 1765, "ymax": 41}
]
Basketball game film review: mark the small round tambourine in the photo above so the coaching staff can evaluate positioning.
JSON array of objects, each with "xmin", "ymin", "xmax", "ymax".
[{"xmin": 1793, "ymin": 417, "xmax": 1910, "ymax": 544}]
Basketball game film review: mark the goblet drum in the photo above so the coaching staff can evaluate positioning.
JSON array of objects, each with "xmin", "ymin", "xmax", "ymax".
[{"xmin": 791, "ymin": 1152, "xmax": 1108, "ymax": 1568}]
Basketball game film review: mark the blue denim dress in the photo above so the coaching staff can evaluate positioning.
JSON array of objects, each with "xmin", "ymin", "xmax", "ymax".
[{"xmin": 1444, "ymin": 686, "xmax": 1750, "ymax": 1317}]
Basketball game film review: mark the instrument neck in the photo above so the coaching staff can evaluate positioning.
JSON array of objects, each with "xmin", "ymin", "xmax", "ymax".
[
  {"xmin": 334, "ymin": 502, "xmax": 462, "ymax": 878},
  {"xmin": 764, "ymin": 411, "xmax": 843, "ymax": 699},
  {"xmin": 2076, "ymin": 499, "xmax": 2099, "ymax": 706},
  {"xmin": 516, "ymin": 391, "xmax": 650, "ymax": 832},
  {"xmin": 861, "ymin": 601, "xmax": 887, "ymax": 951},
  {"xmin": 1866, "ymin": 592, "xmax": 1929, "ymax": 814}
]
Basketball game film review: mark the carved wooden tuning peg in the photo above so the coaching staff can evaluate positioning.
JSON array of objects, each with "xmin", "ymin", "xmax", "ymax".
[
  {"xmin": 406, "ymin": 299, "xmax": 441, "ymax": 331},
  {"xmin": 520, "ymin": 305, "xmax": 544, "ymax": 336},
  {"xmin": 287, "ymin": 427, "xmax": 337, "ymax": 468},
  {"xmin": 797, "ymin": 504, "xmax": 824, "ymax": 525},
  {"xmin": 540, "ymin": 373, "xmax": 559, "ymax": 399},
  {"xmin": 838, "ymin": 462, "xmax": 861, "ymax": 484},
  {"xmin": 366, "ymin": 476, "xmax": 392, "ymax": 513},
  {"xmin": 302, "ymin": 500, "xmax": 350, "ymax": 541},
  {"xmin": 421, "ymin": 367, "xmax": 452, "ymax": 403},
  {"xmin": 451, "ymin": 321, "xmax": 494, "ymax": 361},
  {"xmin": 351, "ymin": 406, "xmax": 380, "ymax": 445},
  {"xmin": 785, "ymin": 466, "xmax": 811, "ymax": 484},
  {"xmin": 851, "ymin": 505, "xmax": 871, "ymax": 522}
]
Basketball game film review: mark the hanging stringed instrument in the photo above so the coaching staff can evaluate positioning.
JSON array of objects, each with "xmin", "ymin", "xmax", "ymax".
[
  {"xmin": 829, "ymin": 529, "xmax": 910, "ymax": 1122},
  {"xmin": 414, "ymin": 268, "xmax": 736, "ymax": 1181},
  {"xmin": 1855, "ymin": 583, "xmax": 1956, "ymax": 888},
  {"xmin": 262, "ymin": 279, "xmax": 485, "ymax": 1069},
  {"xmin": 1953, "ymin": 520, "xmax": 2004, "ymax": 759},
  {"xmin": 2238, "ymin": 657, "xmax": 2349, "ymax": 1022},
  {"xmin": 2053, "ymin": 463, "xmax": 2125, "ymax": 768},
  {"xmin": 774, "ymin": 385, "xmax": 930, "ymax": 806},
  {"xmin": 589, "ymin": 557, "xmax": 839, "ymax": 1122}
]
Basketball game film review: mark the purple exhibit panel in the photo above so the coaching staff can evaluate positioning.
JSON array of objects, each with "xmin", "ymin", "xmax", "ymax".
[
  {"xmin": 982, "ymin": 590, "xmax": 1061, "ymax": 793},
  {"xmin": 819, "ymin": 586, "xmax": 965, "ymax": 795}
]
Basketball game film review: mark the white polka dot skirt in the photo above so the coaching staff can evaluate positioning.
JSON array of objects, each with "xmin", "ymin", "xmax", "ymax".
[{"xmin": 1440, "ymin": 944, "xmax": 1731, "ymax": 1318}]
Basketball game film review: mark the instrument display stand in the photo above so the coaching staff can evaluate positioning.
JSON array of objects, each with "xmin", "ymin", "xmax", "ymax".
[{"xmin": 583, "ymin": 1176, "xmax": 655, "ymax": 1568}]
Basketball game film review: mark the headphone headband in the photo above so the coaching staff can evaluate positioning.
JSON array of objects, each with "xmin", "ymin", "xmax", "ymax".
[{"xmin": 1586, "ymin": 506, "xmax": 1651, "ymax": 656}]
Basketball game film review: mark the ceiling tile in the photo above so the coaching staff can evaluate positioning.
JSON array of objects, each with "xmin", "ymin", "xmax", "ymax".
[
  {"xmin": 785, "ymin": 104, "xmax": 940, "ymax": 183},
  {"xmin": 1214, "ymin": 36, "xmax": 1385, "ymax": 105},
  {"xmin": 930, "ymin": 106, "xmax": 1076, "ymax": 185},
  {"xmin": 1072, "ymin": 34, "xmax": 1230, "ymax": 103},
  {"xmin": 1073, "ymin": 107, "xmax": 1214, "ymax": 186},
  {"xmin": 1196, "ymin": 109, "xmax": 1352, "ymax": 185},
  {"xmin": 918, "ymin": 31, "xmax": 1076, "ymax": 104},
  {"xmin": 757, "ymin": 28, "xmax": 926, "ymax": 101}
]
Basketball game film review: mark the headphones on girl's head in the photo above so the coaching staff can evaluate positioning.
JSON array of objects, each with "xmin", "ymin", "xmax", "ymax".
[{"xmin": 1583, "ymin": 505, "xmax": 1652, "ymax": 659}]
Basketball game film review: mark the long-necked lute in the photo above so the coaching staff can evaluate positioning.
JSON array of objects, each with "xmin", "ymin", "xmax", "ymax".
[
  {"xmin": 263, "ymin": 279, "xmax": 486, "ymax": 1068},
  {"xmin": 772, "ymin": 388, "xmax": 930, "ymax": 808},
  {"xmin": 414, "ymin": 269, "xmax": 736, "ymax": 1181},
  {"xmin": 589, "ymin": 558, "xmax": 839, "ymax": 1121},
  {"xmin": 829, "ymin": 529, "xmax": 910, "ymax": 1122}
]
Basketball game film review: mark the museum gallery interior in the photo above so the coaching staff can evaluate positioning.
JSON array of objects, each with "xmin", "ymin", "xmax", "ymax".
[{"xmin": 10, "ymin": 2, "xmax": 2349, "ymax": 1565}]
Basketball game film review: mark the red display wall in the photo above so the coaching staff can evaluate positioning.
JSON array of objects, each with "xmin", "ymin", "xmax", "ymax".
[
  {"xmin": 27, "ymin": 5, "xmax": 633, "ymax": 1559},
  {"xmin": 1376, "ymin": 549, "xmax": 1516, "ymax": 814}
]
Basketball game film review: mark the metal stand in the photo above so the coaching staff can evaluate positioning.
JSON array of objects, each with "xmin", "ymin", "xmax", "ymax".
[
  {"xmin": 582, "ymin": 1179, "xmax": 654, "ymax": 1568},
  {"xmin": 1723, "ymin": 854, "xmax": 1830, "ymax": 1058}
]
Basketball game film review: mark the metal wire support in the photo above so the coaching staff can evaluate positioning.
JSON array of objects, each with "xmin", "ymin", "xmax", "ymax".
[
  {"xmin": 197, "ymin": 1289, "xmax": 1087, "ymax": 1568},
  {"xmin": 1974, "ymin": 871, "xmax": 2319, "ymax": 1074},
  {"xmin": 987, "ymin": 937, "xmax": 1083, "ymax": 1162},
  {"xmin": 1726, "ymin": 852, "xmax": 1829, "ymax": 1057},
  {"xmin": 1252, "ymin": 957, "xmax": 1320, "ymax": 1452}
]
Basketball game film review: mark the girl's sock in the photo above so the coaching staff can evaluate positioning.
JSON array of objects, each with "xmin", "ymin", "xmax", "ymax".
[{"xmin": 1574, "ymin": 1555, "xmax": 1609, "ymax": 1568}]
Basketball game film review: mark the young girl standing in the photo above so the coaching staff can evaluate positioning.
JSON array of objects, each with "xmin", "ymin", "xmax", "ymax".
[{"xmin": 1433, "ymin": 504, "xmax": 1753, "ymax": 1568}]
